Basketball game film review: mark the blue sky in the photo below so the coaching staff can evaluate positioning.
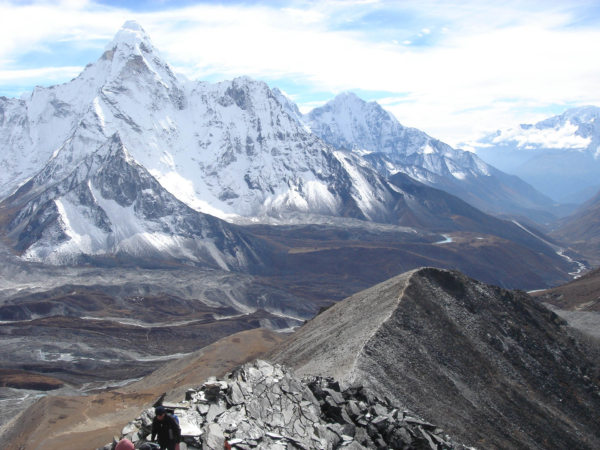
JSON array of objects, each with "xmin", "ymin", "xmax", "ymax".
[{"xmin": 1, "ymin": 0, "xmax": 600, "ymax": 146}]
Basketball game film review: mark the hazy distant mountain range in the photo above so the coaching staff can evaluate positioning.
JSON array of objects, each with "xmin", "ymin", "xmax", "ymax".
[{"xmin": 471, "ymin": 106, "xmax": 600, "ymax": 203}]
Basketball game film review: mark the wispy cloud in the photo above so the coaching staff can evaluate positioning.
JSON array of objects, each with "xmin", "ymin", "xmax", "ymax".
[
  {"xmin": 0, "ymin": 0, "xmax": 599, "ymax": 146},
  {"xmin": 489, "ymin": 122, "xmax": 591, "ymax": 149},
  {"xmin": 0, "ymin": 66, "xmax": 84, "ymax": 82}
]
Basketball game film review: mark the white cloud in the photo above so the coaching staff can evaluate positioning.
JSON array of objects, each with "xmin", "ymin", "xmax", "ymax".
[
  {"xmin": 490, "ymin": 121, "xmax": 591, "ymax": 149},
  {"xmin": 373, "ymin": 96, "xmax": 408, "ymax": 106},
  {"xmin": 0, "ymin": 1, "xmax": 599, "ymax": 146},
  {"xmin": 0, "ymin": 66, "xmax": 84, "ymax": 82},
  {"xmin": 0, "ymin": 1, "xmax": 126, "ymax": 58}
]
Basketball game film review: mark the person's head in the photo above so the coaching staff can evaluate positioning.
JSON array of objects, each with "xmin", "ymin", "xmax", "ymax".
[
  {"xmin": 115, "ymin": 439, "xmax": 135, "ymax": 450},
  {"xmin": 155, "ymin": 405, "xmax": 166, "ymax": 420}
]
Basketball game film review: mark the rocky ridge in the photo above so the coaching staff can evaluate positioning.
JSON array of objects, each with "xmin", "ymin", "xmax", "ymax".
[
  {"xmin": 101, "ymin": 360, "xmax": 469, "ymax": 450},
  {"xmin": 268, "ymin": 268, "xmax": 600, "ymax": 450}
]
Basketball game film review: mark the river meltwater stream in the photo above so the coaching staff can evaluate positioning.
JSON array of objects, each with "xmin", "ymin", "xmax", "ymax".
[
  {"xmin": 510, "ymin": 220, "xmax": 588, "ymax": 280},
  {"xmin": 557, "ymin": 250, "xmax": 587, "ymax": 278}
]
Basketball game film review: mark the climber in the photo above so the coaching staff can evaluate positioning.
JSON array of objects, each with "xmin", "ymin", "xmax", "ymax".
[{"xmin": 151, "ymin": 405, "xmax": 181, "ymax": 450}]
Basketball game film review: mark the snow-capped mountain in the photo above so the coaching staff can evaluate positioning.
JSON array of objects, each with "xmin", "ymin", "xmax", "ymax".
[
  {"xmin": 472, "ymin": 106, "xmax": 600, "ymax": 203},
  {"xmin": 0, "ymin": 21, "xmax": 405, "ymax": 225},
  {"xmin": 0, "ymin": 21, "xmax": 446, "ymax": 264},
  {"xmin": 302, "ymin": 92, "xmax": 462, "ymax": 158},
  {"xmin": 286, "ymin": 91, "xmax": 562, "ymax": 222},
  {"xmin": 0, "ymin": 133, "xmax": 271, "ymax": 268}
]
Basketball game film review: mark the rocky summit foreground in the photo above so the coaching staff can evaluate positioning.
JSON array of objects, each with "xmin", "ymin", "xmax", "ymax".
[
  {"xmin": 102, "ymin": 360, "xmax": 471, "ymax": 450},
  {"xmin": 268, "ymin": 268, "xmax": 600, "ymax": 450}
]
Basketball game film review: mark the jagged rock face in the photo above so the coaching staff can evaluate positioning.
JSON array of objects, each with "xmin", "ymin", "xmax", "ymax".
[
  {"xmin": 103, "ymin": 360, "xmax": 471, "ymax": 450},
  {"xmin": 268, "ymin": 268, "xmax": 600, "ymax": 450},
  {"xmin": 0, "ymin": 133, "xmax": 271, "ymax": 270},
  {"xmin": 271, "ymin": 88, "xmax": 304, "ymax": 127}
]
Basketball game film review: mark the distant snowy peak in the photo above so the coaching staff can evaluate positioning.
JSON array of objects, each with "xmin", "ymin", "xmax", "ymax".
[
  {"xmin": 476, "ymin": 105, "xmax": 600, "ymax": 153},
  {"xmin": 535, "ymin": 106, "xmax": 600, "ymax": 131},
  {"xmin": 301, "ymin": 92, "xmax": 467, "ymax": 160},
  {"xmin": 465, "ymin": 105, "xmax": 600, "ymax": 203},
  {"xmin": 108, "ymin": 20, "xmax": 153, "ymax": 51},
  {"xmin": 303, "ymin": 92, "xmax": 406, "ymax": 155},
  {"xmin": 298, "ymin": 92, "xmax": 486, "ymax": 177},
  {"xmin": 98, "ymin": 20, "xmax": 181, "ymax": 91}
]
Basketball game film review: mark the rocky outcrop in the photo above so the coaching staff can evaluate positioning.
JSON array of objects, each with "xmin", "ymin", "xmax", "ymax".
[
  {"xmin": 101, "ymin": 360, "xmax": 470, "ymax": 450},
  {"xmin": 268, "ymin": 268, "xmax": 600, "ymax": 450}
]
